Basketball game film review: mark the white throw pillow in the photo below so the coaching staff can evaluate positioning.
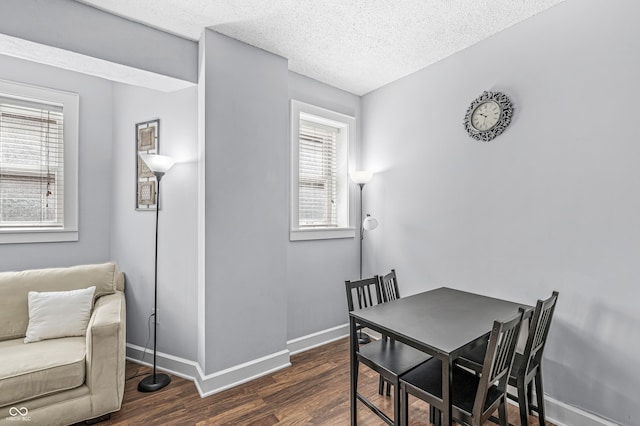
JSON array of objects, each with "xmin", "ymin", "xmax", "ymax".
[{"xmin": 24, "ymin": 286, "xmax": 96, "ymax": 343}]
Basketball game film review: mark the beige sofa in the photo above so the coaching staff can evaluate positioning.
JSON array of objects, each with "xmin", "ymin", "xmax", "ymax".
[{"xmin": 0, "ymin": 263, "xmax": 126, "ymax": 425}]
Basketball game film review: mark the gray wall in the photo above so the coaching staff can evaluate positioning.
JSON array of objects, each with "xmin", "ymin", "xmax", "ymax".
[
  {"xmin": 362, "ymin": 0, "xmax": 639, "ymax": 424},
  {"xmin": 4, "ymin": 2, "xmax": 636, "ymax": 421},
  {"xmin": 201, "ymin": 30, "xmax": 289, "ymax": 373},
  {"xmin": 111, "ymin": 84, "xmax": 199, "ymax": 361},
  {"xmin": 0, "ymin": 0, "xmax": 201, "ymax": 364},
  {"xmin": 0, "ymin": 0, "xmax": 197, "ymax": 84},
  {"xmin": 286, "ymin": 72, "xmax": 362, "ymax": 340},
  {"xmin": 0, "ymin": 55, "xmax": 112, "ymax": 271},
  {"xmin": 0, "ymin": 6, "xmax": 361, "ymax": 383}
]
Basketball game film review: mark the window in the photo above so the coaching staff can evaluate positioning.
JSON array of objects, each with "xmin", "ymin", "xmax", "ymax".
[
  {"xmin": 290, "ymin": 100, "xmax": 355, "ymax": 241},
  {"xmin": 298, "ymin": 119, "xmax": 338, "ymax": 227},
  {"xmin": 0, "ymin": 79, "xmax": 78, "ymax": 244}
]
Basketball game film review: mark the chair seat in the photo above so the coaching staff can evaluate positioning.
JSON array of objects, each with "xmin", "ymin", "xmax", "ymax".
[
  {"xmin": 456, "ymin": 340, "xmax": 487, "ymax": 370},
  {"xmin": 401, "ymin": 358, "xmax": 503, "ymax": 415},
  {"xmin": 359, "ymin": 338, "xmax": 432, "ymax": 377},
  {"xmin": 457, "ymin": 342, "xmax": 539, "ymax": 380},
  {"xmin": 509, "ymin": 353, "xmax": 539, "ymax": 380}
]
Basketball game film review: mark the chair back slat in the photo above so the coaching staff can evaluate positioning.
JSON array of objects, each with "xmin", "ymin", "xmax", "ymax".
[
  {"xmin": 521, "ymin": 291, "xmax": 559, "ymax": 373},
  {"xmin": 380, "ymin": 269, "xmax": 400, "ymax": 303},
  {"xmin": 473, "ymin": 311, "xmax": 524, "ymax": 419},
  {"xmin": 356, "ymin": 285, "xmax": 375, "ymax": 309},
  {"xmin": 345, "ymin": 277, "xmax": 381, "ymax": 312},
  {"xmin": 345, "ymin": 277, "xmax": 382, "ymax": 350},
  {"xmin": 489, "ymin": 324, "xmax": 519, "ymax": 382}
]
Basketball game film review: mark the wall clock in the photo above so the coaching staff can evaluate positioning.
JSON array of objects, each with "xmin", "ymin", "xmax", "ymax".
[{"xmin": 463, "ymin": 91, "xmax": 514, "ymax": 142}]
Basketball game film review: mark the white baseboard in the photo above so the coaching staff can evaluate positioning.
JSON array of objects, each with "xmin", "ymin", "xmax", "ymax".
[
  {"xmin": 286, "ymin": 323, "xmax": 349, "ymax": 355},
  {"xmin": 126, "ymin": 343, "xmax": 201, "ymax": 382},
  {"xmin": 543, "ymin": 395, "xmax": 619, "ymax": 426},
  {"xmin": 126, "ymin": 344, "xmax": 290, "ymax": 398},
  {"xmin": 126, "ymin": 324, "xmax": 348, "ymax": 397},
  {"xmin": 515, "ymin": 387, "xmax": 620, "ymax": 426},
  {"xmin": 194, "ymin": 350, "xmax": 291, "ymax": 397}
]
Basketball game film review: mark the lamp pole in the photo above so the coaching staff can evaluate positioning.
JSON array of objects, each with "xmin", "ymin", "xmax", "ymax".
[
  {"xmin": 357, "ymin": 181, "xmax": 371, "ymax": 344},
  {"xmin": 349, "ymin": 171, "xmax": 377, "ymax": 344},
  {"xmin": 151, "ymin": 173, "xmax": 163, "ymax": 384},
  {"xmin": 138, "ymin": 154, "xmax": 174, "ymax": 393},
  {"xmin": 358, "ymin": 183, "xmax": 365, "ymax": 280},
  {"xmin": 138, "ymin": 172, "xmax": 171, "ymax": 392}
]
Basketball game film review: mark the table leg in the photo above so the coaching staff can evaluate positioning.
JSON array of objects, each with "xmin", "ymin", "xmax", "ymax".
[
  {"xmin": 350, "ymin": 317, "xmax": 358, "ymax": 426},
  {"xmin": 442, "ymin": 357, "xmax": 452, "ymax": 426}
]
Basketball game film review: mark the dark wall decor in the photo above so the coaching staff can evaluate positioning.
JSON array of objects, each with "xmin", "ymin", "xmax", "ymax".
[
  {"xmin": 463, "ymin": 91, "xmax": 514, "ymax": 142},
  {"xmin": 135, "ymin": 119, "xmax": 160, "ymax": 210}
]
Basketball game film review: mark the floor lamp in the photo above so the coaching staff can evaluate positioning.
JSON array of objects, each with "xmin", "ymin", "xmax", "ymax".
[
  {"xmin": 350, "ymin": 171, "xmax": 379, "ymax": 344},
  {"xmin": 138, "ymin": 153, "xmax": 175, "ymax": 393}
]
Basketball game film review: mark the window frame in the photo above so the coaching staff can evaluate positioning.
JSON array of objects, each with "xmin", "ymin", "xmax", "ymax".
[
  {"xmin": 0, "ymin": 79, "xmax": 79, "ymax": 244},
  {"xmin": 290, "ymin": 100, "xmax": 356, "ymax": 241}
]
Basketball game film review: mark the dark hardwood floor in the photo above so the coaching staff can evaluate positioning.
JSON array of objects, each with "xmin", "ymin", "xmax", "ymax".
[{"xmin": 104, "ymin": 337, "xmax": 550, "ymax": 425}]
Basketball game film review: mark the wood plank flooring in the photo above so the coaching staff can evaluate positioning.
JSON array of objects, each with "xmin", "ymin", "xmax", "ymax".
[{"xmin": 103, "ymin": 337, "xmax": 550, "ymax": 425}]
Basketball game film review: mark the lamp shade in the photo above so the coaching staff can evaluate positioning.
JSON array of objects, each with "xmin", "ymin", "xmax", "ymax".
[
  {"xmin": 140, "ymin": 154, "xmax": 176, "ymax": 174},
  {"xmin": 350, "ymin": 170, "xmax": 373, "ymax": 185},
  {"xmin": 362, "ymin": 214, "xmax": 379, "ymax": 231}
]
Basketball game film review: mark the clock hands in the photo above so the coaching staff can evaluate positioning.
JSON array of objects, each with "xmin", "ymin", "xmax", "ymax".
[{"xmin": 478, "ymin": 113, "xmax": 488, "ymax": 128}]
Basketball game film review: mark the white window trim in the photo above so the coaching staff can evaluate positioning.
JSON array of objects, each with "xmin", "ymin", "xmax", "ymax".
[
  {"xmin": 0, "ymin": 79, "xmax": 78, "ymax": 244},
  {"xmin": 290, "ymin": 100, "xmax": 356, "ymax": 241}
]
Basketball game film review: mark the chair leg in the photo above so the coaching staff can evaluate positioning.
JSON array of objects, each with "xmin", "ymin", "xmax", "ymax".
[
  {"xmin": 527, "ymin": 380, "xmax": 534, "ymax": 414},
  {"xmin": 517, "ymin": 378, "xmax": 530, "ymax": 426},
  {"xmin": 434, "ymin": 407, "xmax": 441, "ymax": 426},
  {"xmin": 427, "ymin": 406, "xmax": 442, "ymax": 426},
  {"xmin": 379, "ymin": 375, "xmax": 385, "ymax": 395},
  {"xmin": 498, "ymin": 396, "xmax": 508, "ymax": 426},
  {"xmin": 393, "ymin": 379, "xmax": 401, "ymax": 426},
  {"xmin": 386, "ymin": 380, "xmax": 392, "ymax": 396},
  {"xmin": 400, "ymin": 383, "xmax": 409, "ymax": 426},
  {"xmin": 354, "ymin": 359, "xmax": 359, "ymax": 399},
  {"xmin": 535, "ymin": 371, "xmax": 546, "ymax": 426}
]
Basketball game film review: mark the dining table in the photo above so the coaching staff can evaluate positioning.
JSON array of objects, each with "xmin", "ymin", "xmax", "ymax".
[{"xmin": 348, "ymin": 286, "xmax": 531, "ymax": 426}]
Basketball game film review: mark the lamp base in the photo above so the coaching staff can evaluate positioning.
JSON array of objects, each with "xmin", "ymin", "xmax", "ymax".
[
  {"xmin": 138, "ymin": 373, "xmax": 171, "ymax": 392},
  {"xmin": 358, "ymin": 332, "xmax": 371, "ymax": 345}
]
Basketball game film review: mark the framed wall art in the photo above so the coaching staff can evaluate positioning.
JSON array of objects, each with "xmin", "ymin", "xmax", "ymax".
[{"xmin": 135, "ymin": 119, "xmax": 160, "ymax": 210}]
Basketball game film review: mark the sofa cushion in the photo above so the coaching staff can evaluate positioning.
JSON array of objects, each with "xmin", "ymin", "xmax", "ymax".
[
  {"xmin": 0, "ymin": 337, "xmax": 86, "ymax": 407},
  {"xmin": 24, "ymin": 286, "xmax": 96, "ymax": 343},
  {"xmin": 0, "ymin": 263, "xmax": 119, "ymax": 341}
]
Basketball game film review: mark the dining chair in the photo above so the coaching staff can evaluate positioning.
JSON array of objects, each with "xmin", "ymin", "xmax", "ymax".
[
  {"xmin": 380, "ymin": 269, "xmax": 401, "ymax": 303},
  {"xmin": 378, "ymin": 268, "xmax": 445, "ymax": 424},
  {"xmin": 456, "ymin": 291, "xmax": 559, "ymax": 426},
  {"xmin": 345, "ymin": 277, "xmax": 432, "ymax": 426},
  {"xmin": 400, "ymin": 310, "xmax": 525, "ymax": 426},
  {"xmin": 346, "ymin": 273, "xmax": 399, "ymax": 396},
  {"xmin": 345, "ymin": 276, "xmax": 379, "ymax": 346},
  {"xmin": 377, "ymin": 269, "xmax": 401, "ymax": 396},
  {"xmin": 379, "ymin": 269, "xmax": 441, "ymax": 423}
]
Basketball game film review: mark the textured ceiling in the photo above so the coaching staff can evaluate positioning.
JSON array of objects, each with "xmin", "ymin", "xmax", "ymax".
[{"xmin": 75, "ymin": 0, "xmax": 565, "ymax": 95}]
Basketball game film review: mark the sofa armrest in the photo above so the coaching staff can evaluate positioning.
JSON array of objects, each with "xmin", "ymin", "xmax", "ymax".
[
  {"xmin": 85, "ymin": 291, "xmax": 126, "ymax": 416},
  {"xmin": 115, "ymin": 270, "xmax": 125, "ymax": 292}
]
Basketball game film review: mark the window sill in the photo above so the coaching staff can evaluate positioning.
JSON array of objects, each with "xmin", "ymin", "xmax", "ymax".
[
  {"xmin": 290, "ymin": 227, "xmax": 355, "ymax": 241},
  {"xmin": 0, "ymin": 229, "xmax": 78, "ymax": 244}
]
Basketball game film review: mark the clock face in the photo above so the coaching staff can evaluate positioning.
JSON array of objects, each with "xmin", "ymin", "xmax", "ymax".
[
  {"xmin": 471, "ymin": 101, "xmax": 501, "ymax": 131},
  {"xmin": 463, "ymin": 91, "xmax": 513, "ymax": 141}
]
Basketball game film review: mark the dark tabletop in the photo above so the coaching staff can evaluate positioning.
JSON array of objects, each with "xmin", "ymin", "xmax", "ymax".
[{"xmin": 350, "ymin": 287, "xmax": 531, "ymax": 356}]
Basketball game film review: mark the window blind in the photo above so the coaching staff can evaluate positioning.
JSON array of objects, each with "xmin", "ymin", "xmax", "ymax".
[
  {"xmin": 298, "ymin": 119, "xmax": 338, "ymax": 227},
  {"xmin": 0, "ymin": 98, "xmax": 64, "ymax": 228}
]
